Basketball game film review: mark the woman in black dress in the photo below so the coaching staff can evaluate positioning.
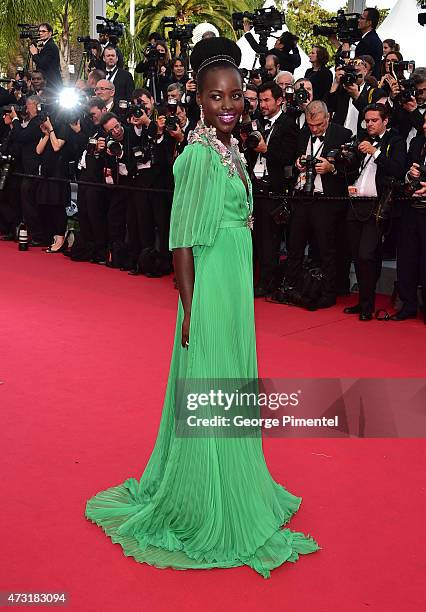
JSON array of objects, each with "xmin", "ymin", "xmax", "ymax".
[
  {"xmin": 35, "ymin": 116, "xmax": 71, "ymax": 252},
  {"xmin": 305, "ymin": 45, "xmax": 333, "ymax": 101}
]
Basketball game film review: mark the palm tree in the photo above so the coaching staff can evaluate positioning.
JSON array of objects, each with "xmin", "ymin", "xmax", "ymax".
[
  {"xmin": 114, "ymin": 0, "xmax": 259, "ymax": 64},
  {"xmin": 0, "ymin": 0, "xmax": 88, "ymax": 80}
]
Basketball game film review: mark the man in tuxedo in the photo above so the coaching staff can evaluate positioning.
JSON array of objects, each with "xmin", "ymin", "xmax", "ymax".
[
  {"xmin": 249, "ymin": 81, "xmax": 299, "ymax": 296},
  {"xmin": 125, "ymin": 88, "xmax": 174, "ymax": 276},
  {"xmin": 390, "ymin": 68, "xmax": 426, "ymax": 144},
  {"xmin": 344, "ymin": 103, "xmax": 407, "ymax": 320},
  {"xmin": 354, "ymin": 8, "xmax": 382, "ymax": 80},
  {"xmin": 327, "ymin": 58, "xmax": 386, "ymax": 137},
  {"xmin": 7, "ymin": 96, "xmax": 45, "ymax": 245},
  {"xmin": 93, "ymin": 79, "xmax": 117, "ymax": 113},
  {"xmin": 103, "ymin": 45, "xmax": 134, "ymax": 102},
  {"xmin": 29, "ymin": 23, "xmax": 62, "ymax": 88},
  {"xmin": 392, "ymin": 113, "xmax": 426, "ymax": 321},
  {"xmin": 285, "ymin": 100, "xmax": 353, "ymax": 308}
]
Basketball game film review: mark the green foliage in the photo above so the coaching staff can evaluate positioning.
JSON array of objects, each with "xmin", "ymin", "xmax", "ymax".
[{"xmin": 286, "ymin": 0, "xmax": 335, "ymax": 58}]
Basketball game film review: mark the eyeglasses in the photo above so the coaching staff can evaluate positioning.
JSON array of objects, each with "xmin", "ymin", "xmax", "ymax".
[
  {"xmin": 95, "ymin": 87, "xmax": 112, "ymax": 91},
  {"xmin": 107, "ymin": 124, "xmax": 122, "ymax": 134},
  {"xmin": 38, "ymin": 29, "xmax": 48, "ymax": 33}
]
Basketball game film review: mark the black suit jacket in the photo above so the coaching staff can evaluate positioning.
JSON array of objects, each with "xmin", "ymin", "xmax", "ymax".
[
  {"xmin": 32, "ymin": 38, "xmax": 62, "ymax": 87},
  {"xmin": 390, "ymin": 105, "xmax": 425, "ymax": 142},
  {"xmin": 296, "ymin": 122, "xmax": 353, "ymax": 196},
  {"xmin": 407, "ymin": 134, "xmax": 426, "ymax": 170},
  {"xmin": 243, "ymin": 33, "xmax": 301, "ymax": 73},
  {"xmin": 250, "ymin": 112, "xmax": 299, "ymax": 192},
  {"xmin": 370, "ymin": 128, "xmax": 407, "ymax": 196},
  {"xmin": 327, "ymin": 84, "xmax": 386, "ymax": 137},
  {"xmin": 109, "ymin": 69, "xmax": 134, "ymax": 102},
  {"xmin": 354, "ymin": 30, "xmax": 383, "ymax": 80},
  {"xmin": 9, "ymin": 116, "xmax": 43, "ymax": 173}
]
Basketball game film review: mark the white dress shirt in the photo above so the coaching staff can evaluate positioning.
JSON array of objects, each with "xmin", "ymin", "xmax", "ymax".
[
  {"xmin": 353, "ymin": 130, "xmax": 387, "ymax": 197},
  {"xmin": 253, "ymin": 110, "xmax": 282, "ymax": 178},
  {"xmin": 344, "ymin": 82, "xmax": 365, "ymax": 136}
]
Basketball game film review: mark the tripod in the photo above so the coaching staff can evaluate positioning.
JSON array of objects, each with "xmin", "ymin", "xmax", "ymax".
[{"xmin": 75, "ymin": 50, "xmax": 89, "ymax": 82}]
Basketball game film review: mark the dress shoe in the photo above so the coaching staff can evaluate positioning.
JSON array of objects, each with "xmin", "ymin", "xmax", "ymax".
[
  {"xmin": 359, "ymin": 313, "xmax": 373, "ymax": 321},
  {"xmin": 344, "ymin": 304, "xmax": 361, "ymax": 315},
  {"xmin": 128, "ymin": 268, "xmax": 142, "ymax": 276},
  {"xmin": 389, "ymin": 311, "xmax": 417, "ymax": 321}
]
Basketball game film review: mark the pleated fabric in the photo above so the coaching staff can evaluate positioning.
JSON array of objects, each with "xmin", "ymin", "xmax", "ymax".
[{"xmin": 85, "ymin": 142, "xmax": 320, "ymax": 578}]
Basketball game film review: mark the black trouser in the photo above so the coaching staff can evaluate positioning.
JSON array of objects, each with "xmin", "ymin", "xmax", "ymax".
[
  {"xmin": 21, "ymin": 177, "xmax": 46, "ymax": 242},
  {"xmin": 77, "ymin": 184, "xmax": 108, "ymax": 259},
  {"xmin": 253, "ymin": 194, "xmax": 284, "ymax": 288},
  {"xmin": 347, "ymin": 201, "xmax": 383, "ymax": 314},
  {"xmin": 127, "ymin": 170, "xmax": 171, "ymax": 266},
  {"xmin": 0, "ymin": 175, "xmax": 21, "ymax": 234},
  {"xmin": 286, "ymin": 197, "xmax": 346, "ymax": 300},
  {"xmin": 396, "ymin": 205, "xmax": 426, "ymax": 313},
  {"xmin": 108, "ymin": 179, "xmax": 130, "ymax": 245}
]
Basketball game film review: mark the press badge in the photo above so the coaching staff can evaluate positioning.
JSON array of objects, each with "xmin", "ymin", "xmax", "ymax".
[{"xmin": 348, "ymin": 185, "xmax": 358, "ymax": 196}]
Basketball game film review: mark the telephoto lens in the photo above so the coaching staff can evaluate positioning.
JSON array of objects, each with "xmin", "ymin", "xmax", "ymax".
[{"xmin": 107, "ymin": 139, "xmax": 123, "ymax": 157}]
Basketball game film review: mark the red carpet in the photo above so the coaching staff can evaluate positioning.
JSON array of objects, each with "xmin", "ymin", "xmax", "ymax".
[{"xmin": 1, "ymin": 242, "xmax": 425, "ymax": 611}]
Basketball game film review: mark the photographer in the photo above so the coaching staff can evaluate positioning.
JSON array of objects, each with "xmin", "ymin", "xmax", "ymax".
[
  {"xmin": 285, "ymin": 101, "xmax": 353, "ymax": 308},
  {"xmin": 264, "ymin": 54, "xmax": 281, "ymax": 81},
  {"xmin": 327, "ymin": 58, "xmax": 386, "ymax": 137},
  {"xmin": 390, "ymin": 67, "xmax": 426, "ymax": 144},
  {"xmin": 8, "ymin": 96, "xmax": 45, "ymax": 245},
  {"xmin": 135, "ymin": 40, "xmax": 172, "ymax": 105},
  {"xmin": 167, "ymin": 83, "xmax": 184, "ymax": 103},
  {"xmin": 243, "ymin": 23, "xmax": 301, "ymax": 74},
  {"xmin": 103, "ymin": 46, "xmax": 134, "ymax": 103},
  {"xmin": 171, "ymin": 57, "xmax": 190, "ymax": 88},
  {"xmin": 35, "ymin": 115, "xmax": 71, "ymax": 253},
  {"xmin": 283, "ymin": 78, "xmax": 313, "ymax": 129},
  {"xmin": 93, "ymin": 79, "xmax": 116, "ymax": 113},
  {"xmin": 74, "ymin": 97, "xmax": 109, "ymax": 263},
  {"xmin": 29, "ymin": 23, "xmax": 62, "ymax": 88},
  {"xmin": 250, "ymin": 81, "xmax": 299, "ymax": 297},
  {"xmin": 392, "ymin": 113, "xmax": 426, "ymax": 321},
  {"xmin": 354, "ymin": 8, "xmax": 383, "ymax": 79},
  {"xmin": 98, "ymin": 32, "xmax": 124, "ymax": 70},
  {"xmin": 243, "ymin": 84, "xmax": 261, "ymax": 121},
  {"xmin": 344, "ymin": 104, "xmax": 406, "ymax": 320},
  {"xmin": 125, "ymin": 88, "xmax": 174, "ymax": 276}
]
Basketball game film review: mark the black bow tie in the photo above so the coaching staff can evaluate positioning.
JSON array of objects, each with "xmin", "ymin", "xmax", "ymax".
[
  {"xmin": 264, "ymin": 120, "xmax": 272, "ymax": 130},
  {"xmin": 312, "ymin": 135, "xmax": 324, "ymax": 143}
]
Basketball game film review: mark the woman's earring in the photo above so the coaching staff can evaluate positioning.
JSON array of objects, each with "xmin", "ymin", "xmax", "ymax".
[{"xmin": 199, "ymin": 104, "xmax": 204, "ymax": 122}]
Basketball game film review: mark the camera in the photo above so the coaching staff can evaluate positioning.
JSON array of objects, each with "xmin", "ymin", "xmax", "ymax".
[
  {"xmin": 340, "ymin": 65, "xmax": 360, "ymax": 86},
  {"xmin": 232, "ymin": 7, "xmax": 284, "ymax": 33},
  {"xmin": 406, "ymin": 165, "xmax": 426, "ymax": 194},
  {"xmin": 0, "ymin": 154, "xmax": 13, "ymax": 191},
  {"xmin": 86, "ymin": 137, "xmax": 98, "ymax": 156},
  {"xmin": 419, "ymin": 1, "xmax": 426, "ymax": 26},
  {"xmin": 164, "ymin": 99, "xmax": 179, "ymax": 132},
  {"xmin": 299, "ymin": 155, "xmax": 321, "ymax": 194},
  {"xmin": 18, "ymin": 23, "xmax": 39, "ymax": 43},
  {"xmin": 118, "ymin": 100, "xmax": 147, "ymax": 120},
  {"xmin": 313, "ymin": 10, "xmax": 361, "ymax": 44},
  {"xmin": 397, "ymin": 78, "xmax": 417, "ymax": 103},
  {"xmin": 295, "ymin": 83, "xmax": 310, "ymax": 104},
  {"xmin": 96, "ymin": 13, "xmax": 124, "ymax": 38},
  {"xmin": 1, "ymin": 104, "xmax": 26, "ymax": 118},
  {"xmin": 106, "ymin": 139, "xmax": 123, "ymax": 157},
  {"xmin": 0, "ymin": 78, "xmax": 29, "ymax": 95},
  {"xmin": 327, "ymin": 137, "xmax": 360, "ymax": 171},
  {"xmin": 162, "ymin": 17, "xmax": 195, "ymax": 43}
]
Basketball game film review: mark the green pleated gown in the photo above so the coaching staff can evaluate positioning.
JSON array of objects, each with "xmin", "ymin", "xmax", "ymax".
[{"xmin": 85, "ymin": 136, "xmax": 320, "ymax": 578}]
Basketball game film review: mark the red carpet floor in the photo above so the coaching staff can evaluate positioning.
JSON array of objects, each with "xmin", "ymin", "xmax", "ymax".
[{"xmin": 1, "ymin": 242, "xmax": 425, "ymax": 612}]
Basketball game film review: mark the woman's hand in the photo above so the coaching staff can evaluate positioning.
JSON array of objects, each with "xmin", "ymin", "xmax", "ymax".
[{"xmin": 181, "ymin": 313, "xmax": 190, "ymax": 348}]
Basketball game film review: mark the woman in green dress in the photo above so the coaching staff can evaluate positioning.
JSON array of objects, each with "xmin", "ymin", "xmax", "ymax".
[{"xmin": 85, "ymin": 37, "xmax": 319, "ymax": 578}]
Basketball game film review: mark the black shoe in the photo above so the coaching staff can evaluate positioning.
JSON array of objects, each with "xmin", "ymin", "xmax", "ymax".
[
  {"xmin": 389, "ymin": 311, "xmax": 417, "ymax": 321},
  {"xmin": 344, "ymin": 304, "xmax": 361, "ymax": 315},
  {"xmin": 359, "ymin": 313, "xmax": 373, "ymax": 321},
  {"xmin": 128, "ymin": 267, "xmax": 142, "ymax": 276}
]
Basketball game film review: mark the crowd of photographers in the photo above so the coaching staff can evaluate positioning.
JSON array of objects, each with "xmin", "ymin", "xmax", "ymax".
[{"xmin": 0, "ymin": 8, "xmax": 425, "ymax": 322}]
